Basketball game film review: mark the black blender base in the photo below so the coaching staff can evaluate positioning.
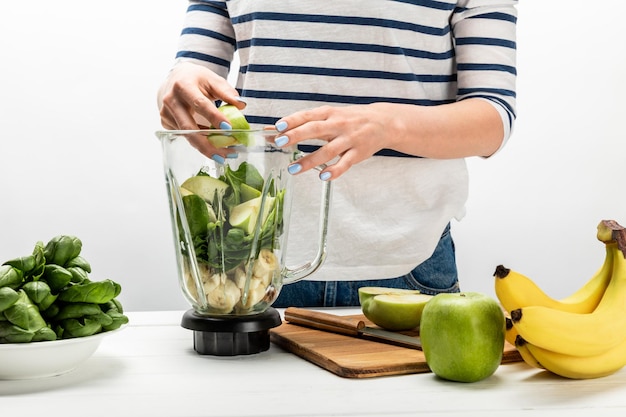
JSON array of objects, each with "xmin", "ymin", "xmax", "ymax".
[{"xmin": 181, "ymin": 308, "xmax": 282, "ymax": 356}]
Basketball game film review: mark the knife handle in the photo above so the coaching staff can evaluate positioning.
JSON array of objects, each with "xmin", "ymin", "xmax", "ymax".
[{"xmin": 284, "ymin": 307, "xmax": 366, "ymax": 336}]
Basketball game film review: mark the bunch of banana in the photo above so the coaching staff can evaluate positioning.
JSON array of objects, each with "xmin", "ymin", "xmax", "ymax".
[
  {"xmin": 494, "ymin": 220, "xmax": 626, "ymax": 379},
  {"xmin": 504, "ymin": 316, "xmax": 543, "ymax": 368}
]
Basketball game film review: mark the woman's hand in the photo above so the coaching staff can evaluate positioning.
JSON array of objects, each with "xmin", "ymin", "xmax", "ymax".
[
  {"xmin": 273, "ymin": 104, "xmax": 394, "ymax": 181},
  {"xmin": 157, "ymin": 62, "xmax": 245, "ymax": 163},
  {"xmin": 273, "ymin": 99, "xmax": 504, "ymax": 181}
]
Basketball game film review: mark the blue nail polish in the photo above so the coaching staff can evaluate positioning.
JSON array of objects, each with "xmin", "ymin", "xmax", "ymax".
[
  {"xmin": 219, "ymin": 121, "xmax": 232, "ymax": 130},
  {"xmin": 212, "ymin": 154, "xmax": 226, "ymax": 164},
  {"xmin": 287, "ymin": 164, "xmax": 302, "ymax": 175},
  {"xmin": 319, "ymin": 171, "xmax": 332, "ymax": 181},
  {"xmin": 275, "ymin": 121, "xmax": 288, "ymax": 132},
  {"xmin": 275, "ymin": 135, "xmax": 289, "ymax": 147},
  {"xmin": 226, "ymin": 153, "xmax": 239, "ymax": 159}
]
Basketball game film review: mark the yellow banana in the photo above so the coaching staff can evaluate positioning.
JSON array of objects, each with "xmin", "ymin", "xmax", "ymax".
[
  {"xmin": 504, "ymin": 316, "xmax": 518, "ymax": 346},
  {"xmin": 510, "ymin": 241, "xmax": 626, "ymax": 357},
  {"xmin": 507, "ymin": 316, "xmax": 544, "ymax": 369},
  {"xmin": 524, "ymin": 338, "xmax": 626, "ymax": 379},
  {"xmin": 514, "ymin": 335, "xmax": 544, "ymax": 369},
  {"xmin": 494, "ymin": 243, "xmax": 613, "ymax": 313}
]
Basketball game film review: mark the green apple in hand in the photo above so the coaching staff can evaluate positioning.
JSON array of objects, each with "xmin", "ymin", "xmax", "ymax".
[
  {"xmin": 420, "ymin": 292, "xmax": 505, "ymax": 383},
  {"xmin": 207, "ymin": 104, "xmax": 252, "ymax": 147},
  {"xmin": 218, "ymin": 104, "xmax": 250, "ymax": 130}
]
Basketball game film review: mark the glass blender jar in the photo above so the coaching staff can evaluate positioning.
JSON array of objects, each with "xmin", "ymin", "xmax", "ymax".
[{"xmin": 157, "ymin": 129, "xmax": 331, "ymax": 355}]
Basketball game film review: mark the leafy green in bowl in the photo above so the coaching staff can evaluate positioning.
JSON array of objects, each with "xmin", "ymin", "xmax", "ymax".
[{"xmin": 0, "ymin": 235, "xmax": 128, "ymax": 343}]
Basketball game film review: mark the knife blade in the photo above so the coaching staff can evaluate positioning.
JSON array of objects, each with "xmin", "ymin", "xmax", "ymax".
[{"xmin": 283, "ymin": 307, "xmax": 422, "ymax": 350}]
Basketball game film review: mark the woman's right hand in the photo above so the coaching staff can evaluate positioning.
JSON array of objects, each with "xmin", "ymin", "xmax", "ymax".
[{"xmin": 157, "ymin": 62, "xmax": 246, "ymax": 162}]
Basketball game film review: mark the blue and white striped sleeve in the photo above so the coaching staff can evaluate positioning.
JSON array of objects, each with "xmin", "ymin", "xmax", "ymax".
[
  {"xmin": 452, "ymin": 0, "xmax": 518, "ymax": 152},
  {"xmin": 175, "ymin": 0, "xmax": 236, "ymax": 80}
]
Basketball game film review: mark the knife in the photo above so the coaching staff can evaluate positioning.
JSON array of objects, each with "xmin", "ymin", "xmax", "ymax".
[{"xmin": 283, "ymin": 307, "xmax": 422, "ymax": 350}]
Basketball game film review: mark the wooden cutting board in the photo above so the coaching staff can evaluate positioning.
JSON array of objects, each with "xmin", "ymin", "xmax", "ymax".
[{"xmin": 270, "ymin": 314, "xmax": 522, "ymax": 378}]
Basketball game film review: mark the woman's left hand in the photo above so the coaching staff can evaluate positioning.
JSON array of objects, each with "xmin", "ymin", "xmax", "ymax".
[
  {"xmin": 273, "ymin": 103, "xmax": 399, "ymax": 181},
  {"xmin": 273, "ymin": 98, "xmax": 505, "ymax": 181}
]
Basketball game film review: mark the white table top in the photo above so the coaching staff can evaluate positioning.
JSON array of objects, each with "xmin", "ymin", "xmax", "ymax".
[{"xmin": 2, "ymin": 309, "xmax": 626, "ymax": 417}]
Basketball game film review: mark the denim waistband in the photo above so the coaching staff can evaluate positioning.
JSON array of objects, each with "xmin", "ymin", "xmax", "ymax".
[{"xmin": 272, "ymin": 223, "xmax": 456, "ymax": 307}]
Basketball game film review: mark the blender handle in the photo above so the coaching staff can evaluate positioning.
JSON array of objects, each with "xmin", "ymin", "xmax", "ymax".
[{"xmin": 282, "ymin": 178, "xmax": 332, "ymax": 284}]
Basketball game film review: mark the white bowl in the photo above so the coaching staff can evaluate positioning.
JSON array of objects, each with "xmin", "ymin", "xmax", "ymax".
[{"xmin": 0, "ymin": 328, "xmax": 123, "ymax": 380}]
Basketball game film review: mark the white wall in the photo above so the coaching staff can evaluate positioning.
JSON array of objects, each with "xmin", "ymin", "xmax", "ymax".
[
  {"xmin": 0, "ymin": 1, "xmax": 624, "ymax": 311},
  {"xmin": 0, "ymin": 0, "xmax": 188, "ymax": 310},
  {"xmin": 456, "ymin": 0, "xmax": 626, "ymax": 298}
]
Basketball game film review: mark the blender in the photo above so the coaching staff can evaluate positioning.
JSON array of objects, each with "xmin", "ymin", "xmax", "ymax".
[{"xmin": 157, "ymin": 129, "xmax": 331, "ymax": 356}]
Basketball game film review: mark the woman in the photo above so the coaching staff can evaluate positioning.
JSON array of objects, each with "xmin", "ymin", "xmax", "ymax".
[{"xmin": 158, "ymin": 0, "xmax": 518, "ymax": 307}]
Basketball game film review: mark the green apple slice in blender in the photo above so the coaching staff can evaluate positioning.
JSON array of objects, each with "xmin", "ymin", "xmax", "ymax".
[
  {"xmin": 180, "ymin": 187, "xmax": 217, "ymax": 223},
  {"xmin": 229, "ymin": 196, "xmax": 276, "ymax": 235},
  {"xmin": 240, "ymin": 183, "xmax": 262, "ymax": 202},
  {"xmin": 181, "ymin": 176, "xmax": 229, "ymax": 202}
]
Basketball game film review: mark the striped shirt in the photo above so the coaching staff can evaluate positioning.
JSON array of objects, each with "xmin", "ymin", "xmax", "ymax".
[
  {"xmin": 171, "ymin": 0, "xmax": 518, "ymax": 281},
  {"xmin": 176, "ymin": 0, "xmax": 517, "ymax": 140}
]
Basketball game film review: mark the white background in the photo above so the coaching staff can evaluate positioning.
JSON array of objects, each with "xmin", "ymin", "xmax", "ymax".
[{"xmin": 1, "ymin": 1, "xmax": 624, "ymax": 311}]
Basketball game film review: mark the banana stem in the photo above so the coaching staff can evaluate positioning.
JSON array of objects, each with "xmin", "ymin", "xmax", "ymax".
[
  {"xmin": 494, "ymin": 265, "xmax": 511, "ymax": 279},
  {"xmin": 598, "ymin": 220, "xmax": 626, "ymax": 258}
]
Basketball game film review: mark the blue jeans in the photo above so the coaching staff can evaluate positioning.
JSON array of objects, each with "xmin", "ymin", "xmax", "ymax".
[{"xmin": 273, "ymin": 224, "xmax": 460, "ymax": 307}]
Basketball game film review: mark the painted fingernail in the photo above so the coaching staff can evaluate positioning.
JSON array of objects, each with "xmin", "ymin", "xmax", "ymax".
[
  {"xmin": 275, "ymin": 120, "xmax": 288, "ymax": 132},
  {"xmin": 319, "ymin": 171, "xmax": 332, "ymax": 181},
  {"xmin": 226, "ymin": 153, "xmax": 239, "ymax": 159},
  {"xmin": 212, "ymin": 154, "xmax": 226, "ymax": 164},
  {"xmin": 235, "ymin": 97, "xmax": 247, "ymax": 105},
  {"xmin": 275, "ymin": 135, "xmax": 289, "ymax": 147},
  {"xmin": 287, "ymin": 163, "xmax": 302, "ymax": 175},
  {"xmin": 219, "ymin": 121, "xmax": 232, "ymax": 130}
]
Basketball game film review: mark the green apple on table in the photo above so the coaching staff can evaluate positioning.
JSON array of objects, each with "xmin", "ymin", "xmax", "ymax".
[
  {"xmin": 359, "ymin": 287, "xmax": 432, "ymax": 331},
  {"xmin": 420, "ymin": 291, "xmax": 505, "ymax": 383}
]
